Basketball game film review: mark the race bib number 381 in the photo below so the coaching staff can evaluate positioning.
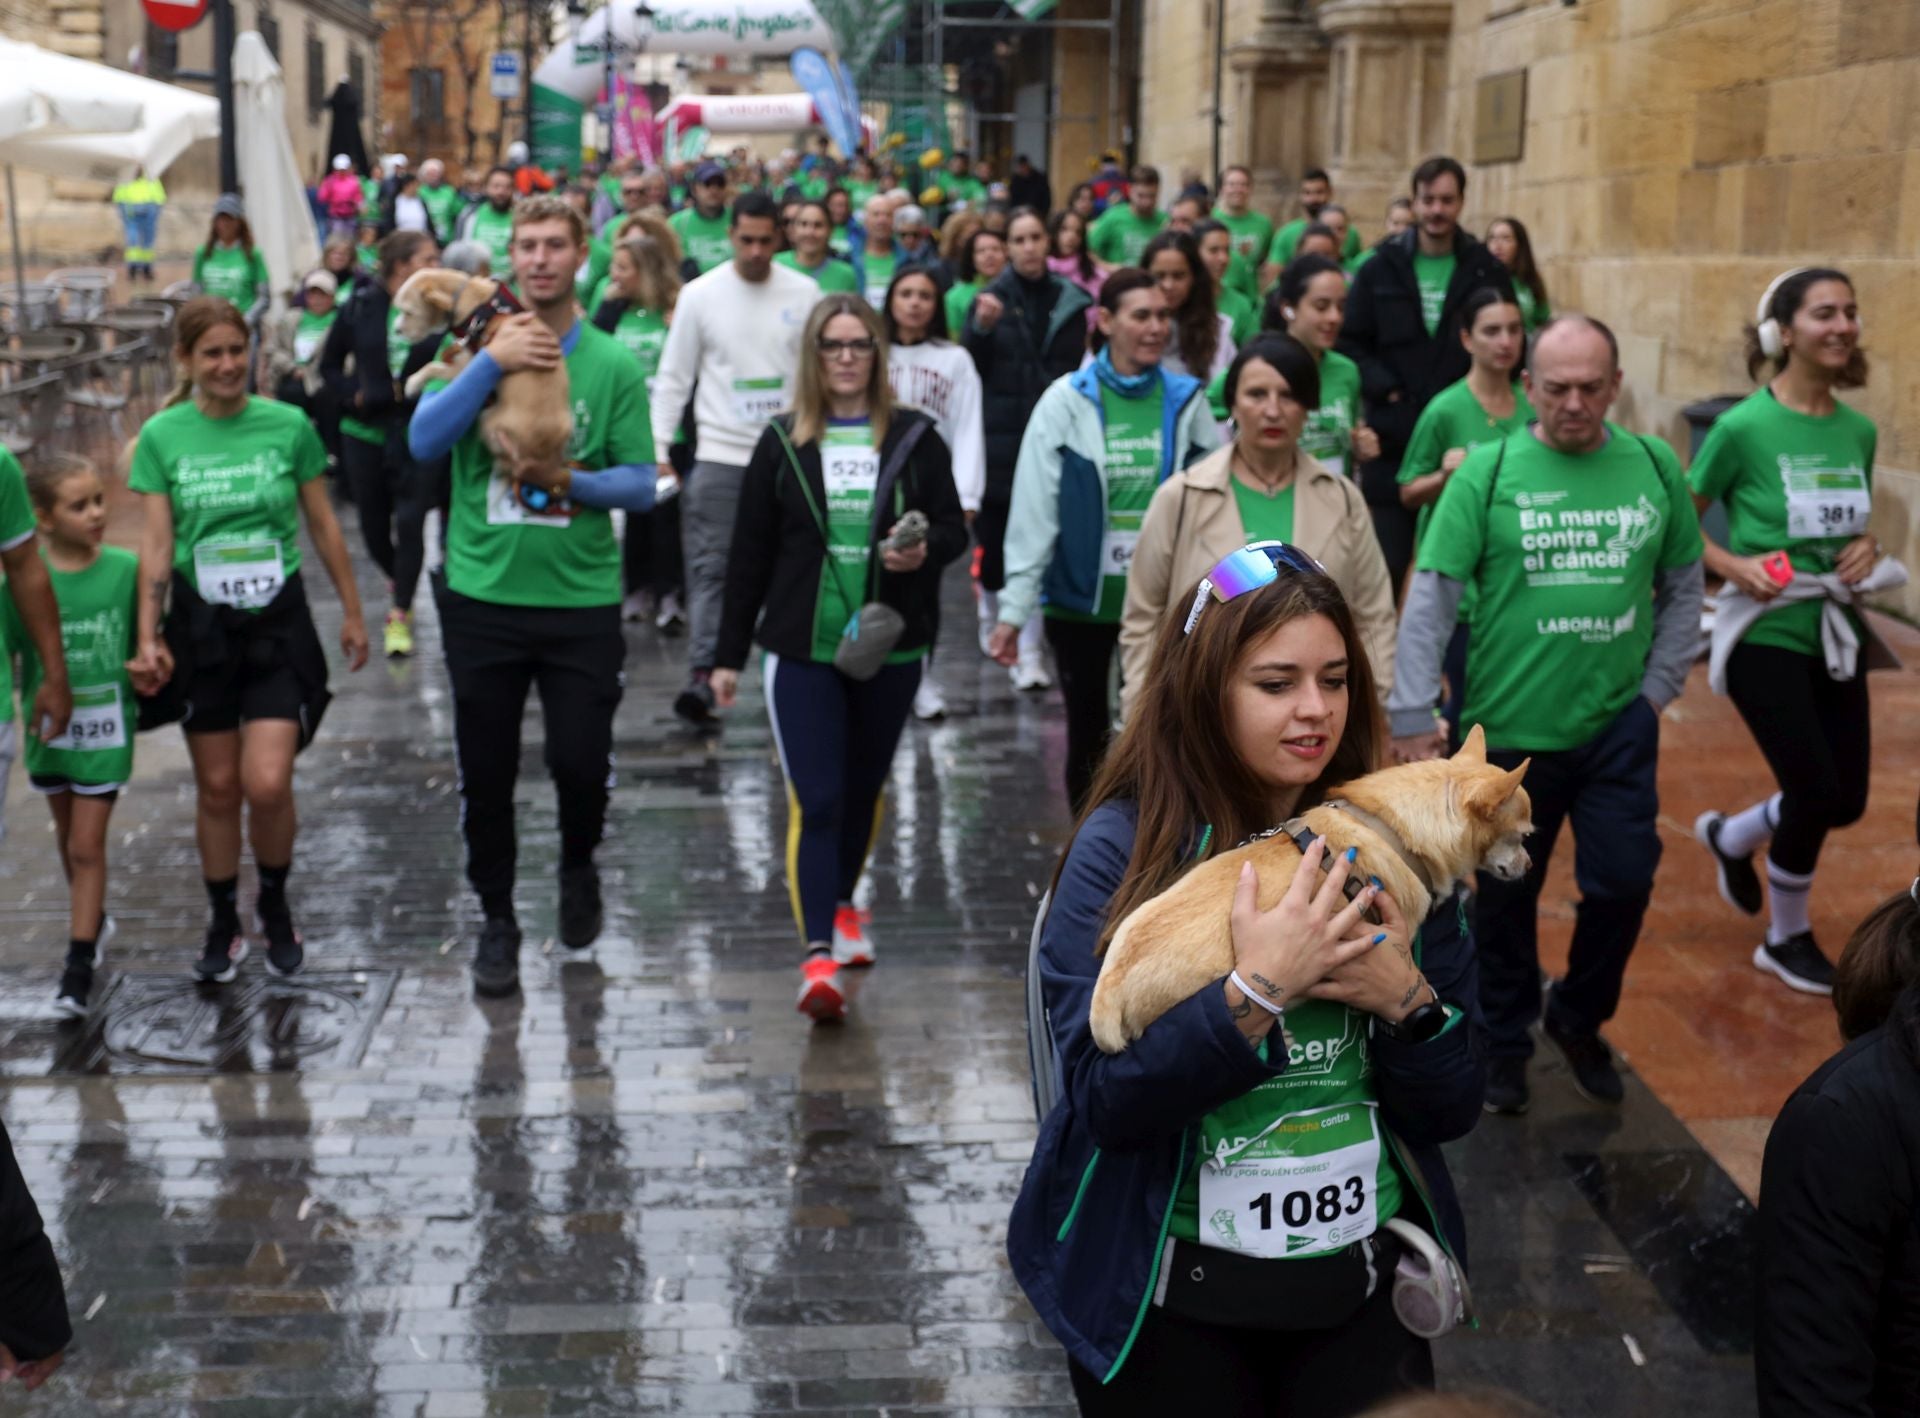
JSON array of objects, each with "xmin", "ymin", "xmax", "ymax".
[{"xmin": 1197, "ymin": 1103, "xmax": 1383, "ymax": 1259}]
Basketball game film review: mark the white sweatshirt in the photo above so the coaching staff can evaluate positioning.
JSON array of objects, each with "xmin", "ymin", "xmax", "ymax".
[
  {"xmin": 648, "ymin": 260, "xmax": 819, "ymax": 467},
  {"xmin": 887, "ymin": 339, "xmax": 986, "ymax": 512}
]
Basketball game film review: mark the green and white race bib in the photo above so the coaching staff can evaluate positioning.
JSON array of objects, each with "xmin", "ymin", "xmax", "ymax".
[
  {"xmin": 1198, "ymin": 1102, "xmax": 1384, "ymax": 1259},
  {"xmin": 194, "ymin": 539, "xmax": 284, "ymax": 608},
  {"xmin": 44, "ymin": 682, "xmax": 125, "ymax": 754},
  {"xmin": 733, "ymin": 376, "xmax": 788, "ymax": 425},
  {"xmin": 1779, "ymin": 455, "xmax": 1872, "ymax": 541}
]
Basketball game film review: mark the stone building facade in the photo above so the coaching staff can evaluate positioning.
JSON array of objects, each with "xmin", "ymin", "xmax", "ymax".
[
  {"xmin": 373, "ymin": 0, "xmax": 515, "ymax": 176},
  {"xmin": 3, "ymin": 0, "xmax": 382, "ymax": 264},
  {"xmin": 1127, "ymin": 0, "xmax": 1920, "ymax": 613}
]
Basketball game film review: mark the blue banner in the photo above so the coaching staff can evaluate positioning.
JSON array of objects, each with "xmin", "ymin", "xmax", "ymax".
[{"xmin": 790, "ymin": 47, "xmax": 859, "ymax": 157}]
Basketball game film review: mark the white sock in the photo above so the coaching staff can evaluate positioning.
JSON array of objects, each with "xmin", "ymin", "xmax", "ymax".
[
  {"xmin": 1765, "ymin": 858, "xmax": 1814, "ymax": 944},
  {"xmin": 1718, "ymin": 793, "xmax": 1780, "ymax": 859},
  {"xmin": 978, "ymin": 589, "xmax": 998, "ymax": 625},
  {"xmin": 1018, "ymin": 615, "xmax": 1044, "ymax": 655}
]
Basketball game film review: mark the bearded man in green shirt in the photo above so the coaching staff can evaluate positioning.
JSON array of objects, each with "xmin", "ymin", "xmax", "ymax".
[{"xmin": 1387, "ymin": 315, "xmax": 1704, "ymax": 1118}]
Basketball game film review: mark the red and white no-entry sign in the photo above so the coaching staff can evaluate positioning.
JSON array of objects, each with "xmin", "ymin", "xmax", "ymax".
[{"xmin": 141, "ymin": 0, "xmax": 209, "ymax": 32}]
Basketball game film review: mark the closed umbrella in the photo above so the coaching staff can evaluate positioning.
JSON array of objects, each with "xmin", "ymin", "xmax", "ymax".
[
  {"xmin": 232, "ymin": 32, "xmax": 319, "ymax": 315},
  {"xmin": 324, "ymin": 81, "xmax": 370, "ymax": 180}
]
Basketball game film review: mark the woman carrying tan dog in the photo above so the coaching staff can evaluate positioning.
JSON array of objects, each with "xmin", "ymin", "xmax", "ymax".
[{"xmin": 1009, "ymin": 545, "xmax": 1482, "ymax": 1414}]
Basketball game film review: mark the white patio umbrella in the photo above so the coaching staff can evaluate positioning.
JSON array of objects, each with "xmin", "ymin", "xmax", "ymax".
[
  {"xmin": 0, "ymin": 38, "xmax": 217, "ymax": 298},
  {"xmin": 232, "ymin": 31, "xmax": 318, "ymax": 315}
]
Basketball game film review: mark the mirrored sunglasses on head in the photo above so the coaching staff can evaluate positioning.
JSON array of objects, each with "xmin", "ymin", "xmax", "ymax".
[{"xmin": 1182, "ymin": 541, "xmax": 1328, "ymax": 636}]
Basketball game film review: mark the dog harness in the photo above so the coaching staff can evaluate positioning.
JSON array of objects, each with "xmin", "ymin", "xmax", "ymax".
[
  {"xmin": 452, "ymin": 280, "xmax": 525, "ymax": 353},
  {"xmin": 1262, "ymin": 800, "xmax": 1437, "ymax": 929}
]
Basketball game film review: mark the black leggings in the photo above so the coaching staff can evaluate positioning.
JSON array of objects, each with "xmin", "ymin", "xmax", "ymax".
[
  {"xmin": 975, "ymin": 493, "xmax": 1011, "ymax": 592},
  {"xmin": 622, "ymin": 496, "xmax": 684, "ymax": 601},
  {"xmin": 439, "ymin": 590, "xmax": 626, "ymax": 917},
  {"xmin": 1368, "ymin": 499, "xmax": 1415, "ymax": 605},
  {"xmin": 1069, "ymin": 1281, "xmax": 1432, "ymax": 1417},
  {"xmin": 343, "ymin": 433, "xmax": 428, "ymax": 612},
  {"xmin": 1724, "ymin": 640, "xmax": 1871, "ymax": 875},
  {"xmin": 1043, "ymin": 617, "xmax": 1120, "ymax": 813}
]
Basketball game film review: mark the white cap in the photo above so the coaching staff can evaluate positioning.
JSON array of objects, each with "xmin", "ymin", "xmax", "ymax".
[{"xmin": 331, "ymin": 154, "xmax": 351, "ymax": 171}]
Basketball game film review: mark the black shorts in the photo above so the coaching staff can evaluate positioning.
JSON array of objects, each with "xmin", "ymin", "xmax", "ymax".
[
  {"xmin": 176, "ymin": 575, "xmax": 327, "ymax": 738},
  {"xmin": 29, "ymin": 774, "xmax": 121, "ymax": 800},
  {"xmin": 183, "ymin": 654, "xmax": 308, "ymax": 734}
]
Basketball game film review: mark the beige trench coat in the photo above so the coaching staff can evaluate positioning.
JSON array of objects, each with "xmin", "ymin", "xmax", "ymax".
[{"xmin": 1118, "ymin": 442, "xmax": 1399, "ymax": 718}]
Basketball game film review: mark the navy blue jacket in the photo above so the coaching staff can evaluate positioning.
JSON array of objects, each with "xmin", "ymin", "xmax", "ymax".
[{"xmin": 1008, "ymin": 800, "xmax": 1486, "ymax": 1383}]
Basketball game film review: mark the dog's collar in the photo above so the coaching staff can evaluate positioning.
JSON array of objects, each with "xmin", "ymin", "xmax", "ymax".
[
  {"xmin": 453, "ymin": 281, "xmax": 524, "ymax": 352},
  {"xmin": 1273, "ymin": 818, "xmax": 1384, "ymax": 927},
  {"xmin": 1320, "ymin": 799, "xmax": 1436, "ymax": 899}
]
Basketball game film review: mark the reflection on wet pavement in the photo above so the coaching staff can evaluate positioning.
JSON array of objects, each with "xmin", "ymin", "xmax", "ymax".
[{"xmin": 0, "ymin": 538, "xmax": 1759, "ymax": 1414}]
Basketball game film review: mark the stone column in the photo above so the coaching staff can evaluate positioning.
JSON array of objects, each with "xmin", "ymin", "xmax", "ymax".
[
  {"xmin": 1224, "ymin": 0, "xmax": 1330, "ymax": 192},
  {"xmin": 1316, "ymin": 0, "xmax": 1452, "ymax": 225},
  {"xmin": 47, "ymin": 0, "xmax": 106, "ymax": 60}
]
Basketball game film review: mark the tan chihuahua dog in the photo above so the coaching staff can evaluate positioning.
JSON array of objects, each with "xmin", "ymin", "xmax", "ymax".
[
  {"xmin": 1088, "ymin": 725, "xmax": 1533, "ymax": 1053},
  {"xmin": 392, "ymin": 267, "xmax": 572, "ymax": 474}
]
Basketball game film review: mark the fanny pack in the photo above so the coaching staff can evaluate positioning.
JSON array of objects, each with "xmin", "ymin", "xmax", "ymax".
[
  {"xmin": 1155, "ymin": 1227, "xmax": 1400, "ymax": 1332},
  {"xmin": 771, "ymin": 419, "xmax": 928, "ymax": 681}
]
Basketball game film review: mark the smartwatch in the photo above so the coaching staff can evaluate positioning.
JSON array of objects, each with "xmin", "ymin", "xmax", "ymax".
[{"xmin": 1377, "ymin": 985, "xmax": 1448, "ymax": 1043}]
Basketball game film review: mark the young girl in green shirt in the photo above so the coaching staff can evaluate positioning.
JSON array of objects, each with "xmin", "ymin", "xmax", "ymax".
[{"xmin": 8, "ymin": 455, "xmax": 136, "ymax": 1019}]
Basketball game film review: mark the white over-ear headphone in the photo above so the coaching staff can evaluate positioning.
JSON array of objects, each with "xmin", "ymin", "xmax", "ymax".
[{"xmin": 1754, "ymin": 267, "xmax": 1811, "ymax": 360}]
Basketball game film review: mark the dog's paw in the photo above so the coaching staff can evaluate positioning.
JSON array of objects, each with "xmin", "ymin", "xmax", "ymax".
[{"xmin": 1087, "ymin": 977, "xmax": 1131, "ymax": 1055}]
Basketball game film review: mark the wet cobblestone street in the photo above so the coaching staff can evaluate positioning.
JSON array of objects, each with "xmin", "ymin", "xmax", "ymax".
[{"xmin": 0, "ymin": 514, "xmax": 1770, "ymax": 1415}]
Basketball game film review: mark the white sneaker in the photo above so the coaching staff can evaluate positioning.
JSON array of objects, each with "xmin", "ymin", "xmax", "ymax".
[
  {"xmin": 976, "ymin": 589, "xmax": 1000, "ymax": 655},
  {"xmin": 832, "ymin": 905, "xmax": 876, "ymax": 967},
  {"xmin": 1011, "ymin": 648, "xmax": 1052, "ymax": 691},
  {"xmin": 654, "ymin": 592, "xmax": 686, "ymax": 636},
  {"xmin": 912, "ymin": 678, "xmax": 948, "ymax": 720},
  {"xmin": 621, "ymin": 590, "xmax": 649, "ymax": 623}
]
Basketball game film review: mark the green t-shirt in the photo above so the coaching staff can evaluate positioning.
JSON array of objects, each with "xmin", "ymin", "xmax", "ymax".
[
  {"xmin": 421, "ymin": 183, "xmax": 465, "ymax": 238},
  {"xmin": 576, "ymin": 238, "xmax": 612, "ymax": 308},
  {"xmin": 128, "ymin": 398, "xmax": 327, "ymax": 610},
  {"xmin": 1087, "ymin": 205, "xmax": 1165, "ymax": 268},
  {"xmin": 291, "ymin": 309, "xmax": 337, "ymax": 367},
  {"xmin": 359, "ymin": 175, "xmax": 383, "ymax": 224},
  {"xmin": 356, "ymin": 244, "xmax": 378, "ymax": 275},
  {"xmin": 610, "ymin": 305, "xmax": 669, "ymax": 397},
  {"xmin": 1230, "ymin": 478, "xmax": 1295, "ymax": 545},
  {"xmin": 1213, "ymin": 208, "xmax": 1275, "ymax": 276},
  {"xmin": 0, "ymin": 450, "xmax": 36, "ymax": 723},
  {"xmin": 669, "ymin": 207, "xmax": 733, "ymax": 274},
  {"xmin": 1515, "ymin": 283, "xmax": 1550, "ymax": 333},
  {"xmin": 859, "ymin": 251, "xmax": 897, "ymax": 306},
  {"xmin": 193, "ymin": 243, "xmax": 270, "ymax": 309},
  {"xmin": 943, "ymin": 280, "xmax": 980, "ymax": 335},
  {"xmin": 1167, "ymin": 1006, "xmax": 1402, "ymax": 1257},
  {"xmin": 1399, "ymin": 377, "xmax": 1535, "ymax": 557},
  {"xmin": 844, "ymin": 179, "xmax": 877, "ymax": 210},
  {"xmin": 773, "ymin": 251, "xmax": 860, "ymax": 294},
  {"xmin": 4, "ymin": 546, "xmax": 137, "ymax": 787},
  {"xmin": 1048, "ymin": 382, "xmax": 1164, "ymax": 624},
  {"xmin": 1412, "ymin": 252, "xmax": 1456, "ymax": 336},
  {"xmin": 1419, "ymin": 424, "xmax": 1703, "ymax": 751},
  {"xmin": 1267, "ymin": 217, "xmax": 1363, "ymax": 270},
  {"xmin": 1688, "ymin": 387, "xmax": 1877, "ymax": 657},
  {"xmin": 441, "ymin": 324, "xmax": 654, "ymax": 609},
  {"xmin": 340, "ymin": 306, "xmax": 411, "ymax": 446},
  {"xmin": 1218, "ymin": 286, "xmax": 1259, "ymax": 351},
  {"xmin": 1301, "ymin": 350, "xmax": 1364, "ymax": 479},
  {"xmin": 812, "ymin": 422, "xmax": 875, "ymax": 661},
  {"xmin": 463, "ymin": 204, "xmax": 517, "ymax": 274}
]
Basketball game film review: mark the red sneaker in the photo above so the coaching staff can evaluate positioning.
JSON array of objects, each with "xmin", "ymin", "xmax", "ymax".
[
  {"xmin": 796, "ymin": 955, "xmax": 847, "ymax": 1022},
  {"xmin": 832, "ymin": 905, "xmax": 875, "ymax": 967}
]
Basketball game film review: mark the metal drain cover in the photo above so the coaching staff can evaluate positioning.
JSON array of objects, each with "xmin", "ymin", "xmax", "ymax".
[{"xmin": 50, "ymin": 970, "xmax": 398, "ymax": 1077}]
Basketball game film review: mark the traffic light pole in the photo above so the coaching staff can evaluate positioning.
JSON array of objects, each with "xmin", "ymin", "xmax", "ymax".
[{"xmin": 213, "ymin": 0, "xmax": 237, "ymax": 193}]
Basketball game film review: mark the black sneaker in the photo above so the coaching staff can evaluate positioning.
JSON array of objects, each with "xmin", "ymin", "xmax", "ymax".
[
  {"xmin": 1694, "ymin": 811, "xmax": 1763, "ymax": 916},
  {"xmin": 1753, "ymin": 933, "xmax": 1835, "ymax": 996},
  {"xmin": 259, "ymin": 906, "xmax": 306, "ymax": 978},
  {"xmin": 558, "ymin": 862, "xmax": 604, "ymax": 949},
  {"xmin": 194, "ymin": 927, "xmax": 249, "ymax": 983},
  {"xmin": 1484, "ymin": 1057, "xmax": 1529, "ymax": 1115},
  {"xmin": 673, "ymin": 676, "xmax": 717, "ymax": 726},
  {"xmin": 472, "ymin": 916, "xmax": 523, "ymax": 997},
  {"xmin": 1543, "ymin": 1016, "xmax": 1625, "ymax": 1105},
  {"xmin": 52, "ymin": 945, "xmax": 99, "ymax": 1020}
]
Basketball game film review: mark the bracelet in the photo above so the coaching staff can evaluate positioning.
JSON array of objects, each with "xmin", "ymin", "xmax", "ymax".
[{"xmin": 1229, "ymin": 970, "xmax": 1285, "ymax": 1017}]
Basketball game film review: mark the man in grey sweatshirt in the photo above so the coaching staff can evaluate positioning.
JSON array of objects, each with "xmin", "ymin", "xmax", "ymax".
[{"xmin": 1387, "ymin": 315, "xmax": 1704, "ymax": 1116}]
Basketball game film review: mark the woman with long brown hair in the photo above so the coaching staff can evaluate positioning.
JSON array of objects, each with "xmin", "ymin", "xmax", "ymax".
[
  {"xmin": 1142, "ymin": 229, "xmax": 1232, "ymax": 380},
  {"xmin": 711, "ymin": 295, "xmax": 967, "ymax": 1022},
  {"xmin": 593, "ymin": 233, "xmax": 687, "ymax": 630},
  {"xmin": 190, "ymin": 195, "xmax": 271, "ymax": 333},
  {"xmin": 1484, "ymin": 217, "xmax": 1551, "ymax": 333},
  {"xmin": 1009, "ymin": 546, "xmax": 1483, "ymax": 1413},
  {"xmin": 127, "ymin": 297, "xmax": 368, "ymax": 985}
]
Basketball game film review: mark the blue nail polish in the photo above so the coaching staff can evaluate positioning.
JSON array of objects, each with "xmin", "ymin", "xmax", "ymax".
[
  {"xmin": 1344, "ymin": 846, "xmax": 1358, "ymax": 862},
  {"xmin": 1369, "ymin": 875, "xmax": 1382, "ymax": 890},
  {"xmin": 1372, "ymin": 933, "xmax": 1387, "ymax": 944}
]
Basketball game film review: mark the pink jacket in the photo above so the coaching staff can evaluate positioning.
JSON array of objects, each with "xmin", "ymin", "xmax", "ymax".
[{"xmin": 318, "ymin": 172, "xmax": 363, "ymax": 218}]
